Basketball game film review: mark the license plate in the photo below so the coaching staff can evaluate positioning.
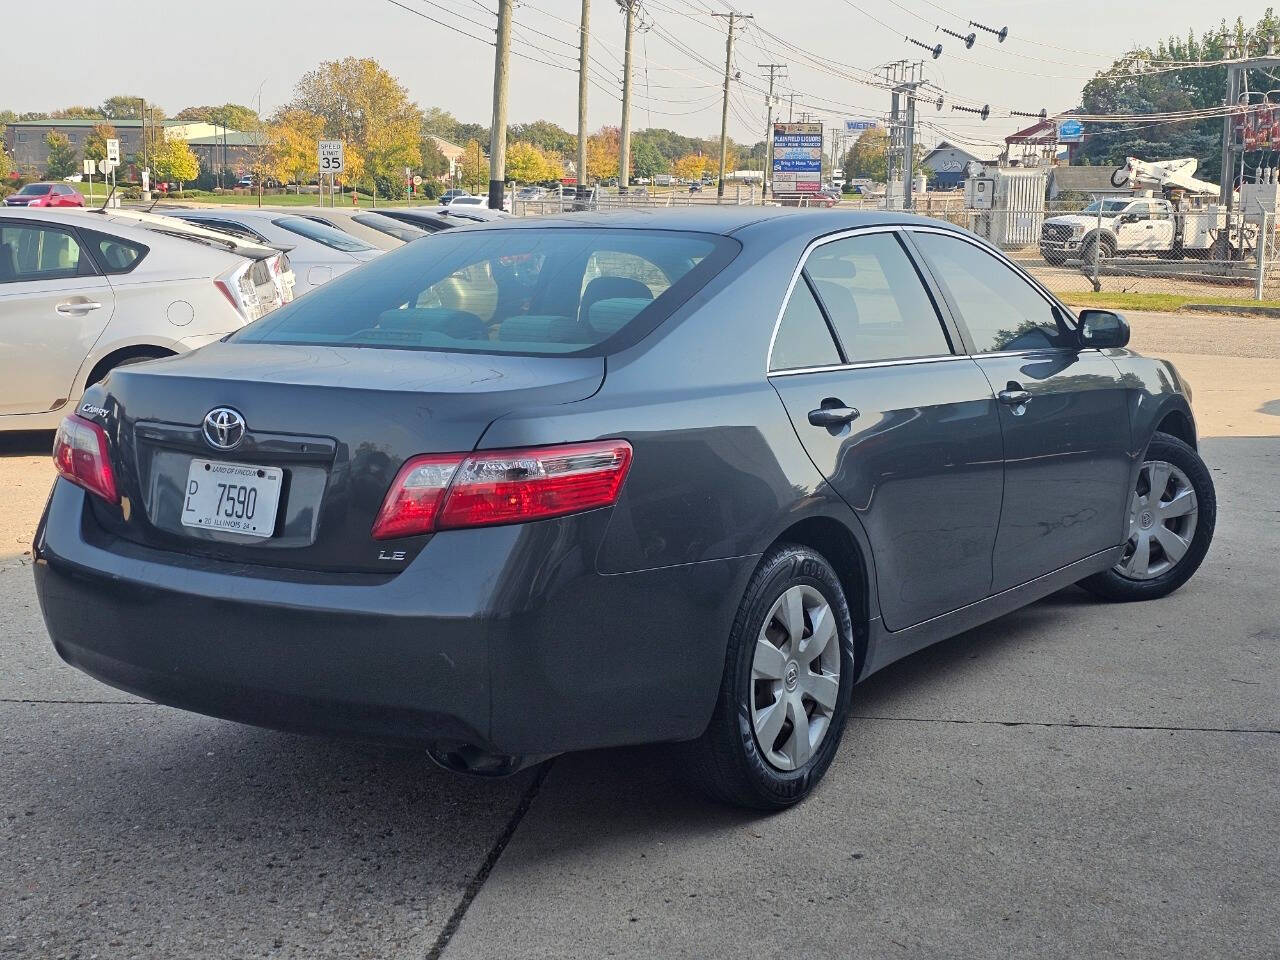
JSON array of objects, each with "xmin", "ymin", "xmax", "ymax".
[{"xmin": 180, "ymin": 459, "xmax": 283, "ymax": 538}]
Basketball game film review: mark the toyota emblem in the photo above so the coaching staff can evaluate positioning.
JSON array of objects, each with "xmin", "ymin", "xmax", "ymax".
[{"xmin": 203, "ymin": 407, "xmax": 246, "ymax": 450}]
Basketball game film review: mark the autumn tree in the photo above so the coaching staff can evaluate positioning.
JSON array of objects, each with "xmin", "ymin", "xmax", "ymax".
[
  {"xmin": 83, "ymin": 123, "xmax": 118, "ymax": 164},
  {"xmin": 270, "ymin": 109, "xmax": 326, "ymax": 190},
  {"xmin": 51, "ymin": 105, "xmax": 105, "ymax": 120},
  {"xmin": 152, "ymin": 136, "xmax": 199, "ymax": 188},
  {"xmin": 672, "ymin": 152, "xmax": 707, "ymax": 182},
  {"xmin": 458, "ymin": 139, "xmax": 488, "ymax": 193},
  {"xmin": 44, "ymin": 131, "xmax": 78, "ymax": 179},
  {"xmin": 843, "ymin": 128, "xmax": 888, "ymax": 183},
  {"xmin": 505, "ymin": 141, "xmax": 548, "ymax": 183},
  {"xmin": 586, "ymin": 126, "xmax": 620, "ymax": 183},
  {"xmin": 286, "ymin": 57, "xmax": 422, "ymax": 197}
]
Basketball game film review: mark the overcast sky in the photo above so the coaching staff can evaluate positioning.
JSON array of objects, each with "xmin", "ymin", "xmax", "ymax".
[{"xmin": 6, "ymin": 0, "xmax": 1274, "ymax": 149}]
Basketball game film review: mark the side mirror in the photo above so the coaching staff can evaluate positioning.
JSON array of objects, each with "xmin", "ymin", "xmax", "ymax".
[{"xmin": 1078, "ymin": 309, "xmax": 1130, "ymax": 349}]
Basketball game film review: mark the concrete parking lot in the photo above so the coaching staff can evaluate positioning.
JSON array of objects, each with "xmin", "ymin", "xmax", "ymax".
[{"xmin": 2, "ymin": 311, "xmax": 1277, "ymax": 959}]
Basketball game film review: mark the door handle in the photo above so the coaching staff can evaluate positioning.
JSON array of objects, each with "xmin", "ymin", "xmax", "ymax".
[
  {"xmin": 808, "ymin": 403, "xmax": 860, "ymax": 427},
  {"xmin": 55, "ymin": 300, "xmax": 102, "ymax": 316},
  {"xmin": 998, "ymin": 383, "xmax": 1032, "ymax": 407}
]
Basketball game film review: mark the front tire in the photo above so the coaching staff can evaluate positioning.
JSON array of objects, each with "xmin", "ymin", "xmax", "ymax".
[
  {"xmin": 1079, "ymin": 432, "xmax": 1216, "ymax": 602},
  {"xmin": 677, "ymin": 545, "xmax": 856, "ymax": 810}
]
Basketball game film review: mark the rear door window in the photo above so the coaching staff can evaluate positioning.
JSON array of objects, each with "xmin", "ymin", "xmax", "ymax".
[
  {"xmin": 804, "ymin": 232, "xmax": 953, "ymax": 362},
  {"xmin": 0, "ymin": 222, "xmax": 91, "ymax": 282},
  {"xmin": 237, "ymin": 228, "xmax": 735, "ymax": 356}
]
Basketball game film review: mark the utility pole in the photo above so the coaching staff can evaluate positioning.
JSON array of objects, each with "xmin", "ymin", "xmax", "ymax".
[
  {"xmin": 619, "ymin": 0, "xmax": 638, "ymax": 194},
  {"xmin": 789, "ymin": 92, "xmax": 795, "ymax": 122},
  {"xmin": 712, "ymin": 12, "xmax": 751, "ymax": 199},
  {"xmin": 759, "ymin": 63, "xmax": 786, "ymax": 198},
  {"xmin": 488, "ymin": 0, "xmax": 513, "ymax": 210},
  {"xmin": 577, "ymin": 0, "xmax": 591, "ymax": 205}
]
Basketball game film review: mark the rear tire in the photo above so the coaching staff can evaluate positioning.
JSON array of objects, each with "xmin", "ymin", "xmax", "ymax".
[
  {"xmin": 677, "ymin": 545, "xmax": 855, "ymax": 810},
  {"xmin": 1079, "ymin": 432, "xmax": 1216, "ymax": 602}
]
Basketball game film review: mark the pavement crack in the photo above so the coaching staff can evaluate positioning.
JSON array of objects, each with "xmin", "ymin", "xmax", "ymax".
[
  {"xmin": 850, "ymin": 714, "xmax": 1280, "ymax": 734},
  {"xmin": 425, "ymin": 758, "xmax": 553, "ymax": 960}
]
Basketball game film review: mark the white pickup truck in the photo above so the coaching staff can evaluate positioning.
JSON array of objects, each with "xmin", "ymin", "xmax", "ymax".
[{"xmin": 1039, "ymin": 197, "xmax": 1251, "ymax": 264}]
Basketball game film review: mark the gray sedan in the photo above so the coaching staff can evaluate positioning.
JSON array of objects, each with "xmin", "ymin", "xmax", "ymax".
[{"xmin": 34, "ymin": 208, "xmax": 1215, "ymax": 809}]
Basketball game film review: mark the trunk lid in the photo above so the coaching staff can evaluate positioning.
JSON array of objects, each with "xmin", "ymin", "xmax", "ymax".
[{"xmin": 89, "ymin": 342, "xmax": 604, "ymax": 573}]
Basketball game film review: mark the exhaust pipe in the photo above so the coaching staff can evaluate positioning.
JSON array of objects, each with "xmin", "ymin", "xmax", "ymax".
[{"xmin": 426, "ymin": 742, "xmax": 549, "ymax": 778}]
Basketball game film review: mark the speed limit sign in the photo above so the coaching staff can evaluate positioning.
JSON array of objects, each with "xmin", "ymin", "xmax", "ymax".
[{"xmin": 317, "ymin": 140, "xmax": 345, "ymax": 174}]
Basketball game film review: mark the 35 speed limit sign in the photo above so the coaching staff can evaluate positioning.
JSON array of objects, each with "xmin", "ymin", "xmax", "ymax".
[{"xmin": 317, "ymin": 140, "xmax": 345, "ymax": 174}]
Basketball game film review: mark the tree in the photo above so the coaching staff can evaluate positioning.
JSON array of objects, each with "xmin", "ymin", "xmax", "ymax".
[
  {"xmin": 505, "ymin": 141, "xmax": 548, "ymax": 183},
  {"xmin": 51, "ymin": 105, "xmax": 105, "ymax": 120},
  {"xmin": 176, "ymin": 103, "xmax": 260, "ymax": 132},
  {"xmin": 586, "ymin": 126, "xmax": 620, "ymax": 182},
  {"xmin": 269, "ymin": 109, "xmax": 326, "ymax": 190},
  {"xmin": 100, "ymin": 96, "xmax": 158, "ymax": 121},
  {"xmin": 419, "ymin": 136, "xmax": 450, "ymax": 181},
  {"xmin": 458, "ymin": 139, "xmax": 487, "ymax": 193},
  {"xmin": 672, "ymin": 152, "xmax": 707, "ymax": 182},
  {"xmin": 152, "ymin": 136, "xmax": 199, "ymax": 188},
  {"xmin": 44, "ymin": 131, "xmax": 78, "ymax": 179},
  {"xmin": 83, "ymin": 123, "xmax": 117, "ymax": 164},
  {"xmin": 286, "ymin": 57, "xmax": 423, "ymax": 196},
  {"xmin": 508, "ymin": 120, "xmax": 575, "ymax": 156},
  {"xmin": 0, "ymin": 147, "xmax": 11, "ymax": 183},
  {"xmin": 844, "ymin": 128, "xmax": 888, "ymax": 183},
  {"xmin": 631, "ymin": 138, "xmax": 669, "ymax": 180}
]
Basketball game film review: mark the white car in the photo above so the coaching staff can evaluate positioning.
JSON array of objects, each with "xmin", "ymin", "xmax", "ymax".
[
  {"xmin": 164, "ymin": 207, "xmax": 382, "ymax": 294},
  {"xmin": 0, "ymin": 208, "xmax": 273, "ymax": 431},
  {"xmin": 447, "ymin": 195, "xmax": 489, "ymax": 207}
]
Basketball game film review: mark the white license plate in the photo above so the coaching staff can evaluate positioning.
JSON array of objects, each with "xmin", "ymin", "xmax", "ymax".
[{"xmin": 180, "ymin": 459, "xmax": 283, "ymax": 538}]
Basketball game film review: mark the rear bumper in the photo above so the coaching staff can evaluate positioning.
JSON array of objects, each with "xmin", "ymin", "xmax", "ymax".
[{"xmin": 35, "ymin": 480, "xmax": 756, "ymax": 757}]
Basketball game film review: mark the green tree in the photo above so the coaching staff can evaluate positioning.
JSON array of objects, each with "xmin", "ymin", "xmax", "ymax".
[
  {"xmin": 44, "ymin": 131, "xmax": 78, "ymax": 179},
  {"xmin": 100, "ymin": 95, "xmax": 156, "ymax": 121},
  {"xmin": 419, "ymin": 135, "xmax": 450, "ymax": 181},
  {"xmin": 51, "ymin": 105, "xmax": 106, "ymax": 120},
  {"xmin": 0, "ymin": 147, "xmax": 12, "ymax": 183},
  {"xmin": 843, "ymin": 128, "xmax": 888, "ymax": 183},
  {"xmin": 83, "ymin": 123, "xmax": 117, "ymax": 164},
  {"xmin": 176, "ymin": 103, "xmax": 260, "ymax": 132},
  {"xmin": 153, "ymin": 136, "xmax": 200, "ymax": 188},
  {"xmin": 631, "ymin": 138, "xmax": 669, "ymax": 180},
  {"xmin": 508, "ymin": 119, "xmax": 575, "ymax": 155}
]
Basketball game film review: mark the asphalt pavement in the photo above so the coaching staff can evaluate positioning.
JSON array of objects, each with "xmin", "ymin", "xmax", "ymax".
[{"xmin": 2, "ymin": 310, "xmax": 1277, "ymax": 959}]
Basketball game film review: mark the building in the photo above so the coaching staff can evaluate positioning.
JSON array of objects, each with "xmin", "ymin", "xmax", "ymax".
[
  {"xmin": 184, "ymin": 131, "xmax": 261, "ymax": 176},
  {"xmin": 3, "ymin": 118, "xmax": 253, "ymax": 175},
  {"xmin": 427, "ymin": 135, "xmax": 472, "ymax": 181},
  {"xmin": 921, "ymin": 140, "xmax": 987, "ymax": 189}
]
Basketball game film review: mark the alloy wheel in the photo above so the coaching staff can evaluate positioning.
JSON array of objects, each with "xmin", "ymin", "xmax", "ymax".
[
  {"xmin": 749, "ymin": 585, "xmax": 841, "ymax": 771},
  {"xmin": 1114, "ymin": 459, "xmax": 1199, "ymax": 580}
]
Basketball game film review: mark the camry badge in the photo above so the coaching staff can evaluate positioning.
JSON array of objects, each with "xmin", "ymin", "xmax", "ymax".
[{"xmin": 203, "ymin": 407, "xmax": 247, "ymax": 451}]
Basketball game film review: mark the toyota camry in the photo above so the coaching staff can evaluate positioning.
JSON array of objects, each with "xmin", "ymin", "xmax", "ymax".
[{"xmin": 33, "ymin": 208, "xmax": 1216, "ymax": 809}]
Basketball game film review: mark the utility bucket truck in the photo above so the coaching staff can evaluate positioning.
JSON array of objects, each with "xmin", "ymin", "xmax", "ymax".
[{"xmin": 1040, "ymin": 156, "xmax": 1254, "ymax": 264}]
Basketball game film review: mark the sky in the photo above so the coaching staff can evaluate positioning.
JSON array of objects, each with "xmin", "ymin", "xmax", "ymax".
[{"xmin": 6, "ymin": 0, "xmax": 1276, "ymax": 151}]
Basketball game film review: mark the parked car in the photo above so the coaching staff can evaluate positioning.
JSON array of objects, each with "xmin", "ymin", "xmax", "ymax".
[
  {"xmin": 34, "ymin": 209, "xmax": 1215, "ymax": 810},
  {"xmin": 0, "ymin": 207, "xmax": 276, "ymax": 431},
  {"xmin": 166, "ymin": 207, "xmax": 382, "ymax": 294},
  {"xmin": 267, "ymin": 206, "xmax": 429, "ymax": 251},
  {"xmin": 439, "ymin": 188, "xmax": 471, "ymax": 204},
  {"xmin": 447, "ymin": 195, "xmax": 488, "ymax": 207},
  {"xmin": 5, "ymin": 183, "xmax": 85, "ymax": 208},
  {"xmin": 370, "ymin": 208, "xmax": 455, "ymax": 233}
]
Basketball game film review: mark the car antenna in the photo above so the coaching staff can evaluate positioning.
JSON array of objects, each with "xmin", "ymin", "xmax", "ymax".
[{"xmin": 96, "ymin": 183, "xmax": 116, "ymax": 213}]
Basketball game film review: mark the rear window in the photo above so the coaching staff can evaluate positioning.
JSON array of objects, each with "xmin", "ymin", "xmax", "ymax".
[
  {"xmin": 352, "ymin": 213, "xmax": 427, "ymax": 243},
  {"xmin": 272, "ymin": 215, "xmax": 373, "ymax": 253},
  {"xmin": 235, "ymin": 228, "xmax": 736, "ymax": 356}
]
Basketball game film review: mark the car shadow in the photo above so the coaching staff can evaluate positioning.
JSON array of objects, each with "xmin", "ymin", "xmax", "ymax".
[{"xmin": 0, "ymin": 430, "xmax": 54, "ymax": 457}]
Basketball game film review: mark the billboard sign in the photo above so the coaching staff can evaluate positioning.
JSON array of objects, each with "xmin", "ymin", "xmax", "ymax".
[
  {"xmin": 845, "ymin": 119, "xmax": 877, "ymax": 132},
  {"xmin": 772, "ymin": 122, "xmax": 823, "ymax": 193},
  {"xmin": 1057, "ymin": 119, "xmax": 1084, "ymax": 143}
]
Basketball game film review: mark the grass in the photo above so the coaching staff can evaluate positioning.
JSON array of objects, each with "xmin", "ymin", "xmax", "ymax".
[{"xmin": 1054, "ymin": 290, "xmax": 1280, "ymax": 313}]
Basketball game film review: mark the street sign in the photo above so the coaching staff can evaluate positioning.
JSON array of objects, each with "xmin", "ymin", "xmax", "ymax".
[
  {"xmin": 105, "ymin": 138, "xmax": 120, "ymax": 164},
  {"xmin": 845, "ymin": 119, "xmax": 878, "ymax": 132},
  {"xmin": 82, "ymin": 159, "xmax": 95, "ymax": 176},
  {"xmin": 97, "ymin": 159, "xmax": 116, "ymax": 175},
  {"xmin": 772, "ymin": 123, "xmax": 823, "ymax": 193},
  {"xmin": 318, "ymin": 140, "xmax": 345, "ymax": 174},
  {"xmin": 412, "ymin": 175, "xmax": 423, "ymax": 186},
  {"xmin": 1057, "ymin": 119, "xmax": 1085, "ymax": 143}
]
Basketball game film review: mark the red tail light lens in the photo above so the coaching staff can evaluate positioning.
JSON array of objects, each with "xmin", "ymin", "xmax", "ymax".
[
  {"xmin": 53, "ymin": 415, "xmax": 118, "ymax": 504},
  {"xmin": 372, "ymin": 440, "xmax": 632, "ymax": 540}
]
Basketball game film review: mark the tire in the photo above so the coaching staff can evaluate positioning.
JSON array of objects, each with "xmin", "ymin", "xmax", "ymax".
[
  {"xmin": 677, "ymin": 544, "xmax": 856, "ymax": 810},
  {"xmin": 1079, "ymin": 432, "xmax": 1216, "ymax": 602}
]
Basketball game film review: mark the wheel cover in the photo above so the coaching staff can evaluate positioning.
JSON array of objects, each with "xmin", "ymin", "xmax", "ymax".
[
  {"xmin": 749, "ymin": 585, "xmax": 841, "ymax": 771},
  {"xmin": 1114, "ymin": 459, "xmax": 1199, "ymax": 580}
]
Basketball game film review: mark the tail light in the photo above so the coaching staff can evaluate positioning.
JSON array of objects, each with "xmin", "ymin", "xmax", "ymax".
[
  {"xmin": 214, "ymin": 263, "xmax": 261, "ymax": 322},
  {"xmin": 53, "ymin": 415, "xmax": 118, "ymax": 504},
  {"xmin": 372, "ymin": 440, "xmax": 632, "ymax": 540}
]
